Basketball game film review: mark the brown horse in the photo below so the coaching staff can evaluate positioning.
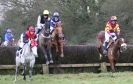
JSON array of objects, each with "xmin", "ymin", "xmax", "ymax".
[
  {"xmin": 97, "ymin": 31, "xmax": 127, "ymax": 72},
  {"xmin": 52, "ymin": 22, "xmax": 64, "ymax": 57},
  {"xmin": 96, "ymin": 31, "xmax": 105, "ymax": 60}
]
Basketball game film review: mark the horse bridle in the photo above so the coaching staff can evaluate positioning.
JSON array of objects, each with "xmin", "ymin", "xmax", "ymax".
[{"xmin": 41, "ymin": 28, "xmax": 51, "ymax": 38}]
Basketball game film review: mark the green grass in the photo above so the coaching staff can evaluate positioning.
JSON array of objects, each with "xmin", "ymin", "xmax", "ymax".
[{"xmin": 0, "ymin": 72, "xmax": 133, "ymax": 84}]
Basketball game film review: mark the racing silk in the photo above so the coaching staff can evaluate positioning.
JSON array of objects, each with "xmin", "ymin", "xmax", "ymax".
[
  {"xmin": 50, "ymin": 16, "xmax": 62, "ymax": 28},
  {"xmin": 4, "ymin": 33, "xmax": 14, "ymax": 42},
  {"xmin": 37, "ymin": 15, "xmax": 50, "ymax": 27},
  {"xmin": 22, "ymin": 31, "xmax": 36, "ymax": 43},
  {"xmin": 25, "ymin": 31, "xmax": 37, "ymax": 40},
  {"xmin": 105, "ymin": 21, "xmax": 120, "ymax": 33}
]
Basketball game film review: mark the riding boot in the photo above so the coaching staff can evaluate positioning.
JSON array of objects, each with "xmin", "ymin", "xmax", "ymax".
[
  {"xmin": 103, "ymin": 42, "xmax": 108, "ymax": 55},
  {"xmin": 36, "ymin": 29, "xmax": 42, "ymax": 34}
]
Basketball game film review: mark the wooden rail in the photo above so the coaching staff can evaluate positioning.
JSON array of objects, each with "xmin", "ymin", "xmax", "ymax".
[{"xmin": 0, "ymin": 63, "xmax": 133, "ymax": 74}]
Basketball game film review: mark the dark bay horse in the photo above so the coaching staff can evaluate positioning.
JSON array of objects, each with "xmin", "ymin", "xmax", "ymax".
[
  {"xmin": 52, "ymin": 22, "xmax": 64, "ymax": 57},
  {"xmin": 97, "ymin": 31, "xmax": 127, "ymax": 72},
  {"xmin": 38, "ymin": 22, "xmax": 53, "ymax": 65}
]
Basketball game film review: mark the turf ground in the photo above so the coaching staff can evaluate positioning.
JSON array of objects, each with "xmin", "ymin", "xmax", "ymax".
[{"xmin": 0, "ymin": 72, "xmax": 133, "ymax": 84}]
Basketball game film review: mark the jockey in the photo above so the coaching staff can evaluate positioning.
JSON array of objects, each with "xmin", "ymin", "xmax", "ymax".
[
  {"xmin": 3, "ymin": 28, "xmax": 14, "ymax": 46},
  {"xmin": 50, "ymin": 11, "xmax": 62, "ymax": 34},
  {"xmin": 36, "ymin": 10, "xmax": 50, "ymax": 34},
  {"xmin": 103, "ymin": 16, "xmax": 120, "ymax": 54},
  {"xmin": 16, "ymin": 25, "xmax": 37, "ymax": 56}
]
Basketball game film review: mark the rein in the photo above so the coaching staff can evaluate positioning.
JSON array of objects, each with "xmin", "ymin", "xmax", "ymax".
[{"xmin": 41, "ymin": 33, "xmax": 50, "ymax": 38}]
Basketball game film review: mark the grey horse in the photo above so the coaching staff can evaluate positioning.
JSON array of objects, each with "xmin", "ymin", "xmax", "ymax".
[
  {"xmin": 15, "ymin": 40, "xmax": 38, "ymax": 81},
  {"xmin": 38, "ymin": 22, "xmax": 53, "ymax": 65}
]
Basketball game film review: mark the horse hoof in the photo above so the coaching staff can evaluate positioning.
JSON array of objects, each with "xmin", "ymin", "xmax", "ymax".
[
  {"xmin": 29, "ymin": 78, "xmax": 33, "ymax": 81},
  {"xmin": 23, "ymin": 77, "xmax": 26, "ymax": 80},
  {"xmin": 60, "ymin": 54, "xmax": 64, "ymax": 58},
  {"xmin": 14, "ymin": 79, "xmax": 16, "ymax": 83},
  {"xmin": 50, "ymin": 60, "xmax": 54, "ymax": 64},
  {"xmin": 46, "ymin": 61, "xmax": 50, "ymax": 65}
]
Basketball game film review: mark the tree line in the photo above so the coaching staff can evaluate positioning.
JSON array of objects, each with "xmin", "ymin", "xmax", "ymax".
[{"xmin": 0, "ymin": 0, "xmax": 133, "ymax": 44}]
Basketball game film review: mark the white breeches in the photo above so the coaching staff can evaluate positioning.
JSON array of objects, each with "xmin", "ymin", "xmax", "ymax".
[
  {"xmin": 104, "ymin": 32, "xmax": 117, "ymax": 43},
  {"xmin": 50, "ymin": 26, "xmax": 54, "ymax": 32}
]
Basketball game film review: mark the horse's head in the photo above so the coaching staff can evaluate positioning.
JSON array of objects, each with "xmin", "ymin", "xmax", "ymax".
[
  {"xmin": 96, "ymin": 31, "xmax": 105, "ymax": 47},
  {"xmin": 41, "ymin": 23, "xmax": 50, "ymax": 37},
  {"xmin": 117, "ymin": 38, "xmax": 127, "ymax": 52},
  {"xmin": 55, "ymin": 21, "xmax": 62, "ymax": 27},
  {"xmin": 43, "ymin": 28, "xmax": 50, "ymax": 37},
  {"xmin": 30, "ymin": 40, "xmax": 38, "ymax": 57}
]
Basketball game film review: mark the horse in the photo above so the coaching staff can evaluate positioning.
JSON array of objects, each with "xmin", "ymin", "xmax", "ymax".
[
  {"xmin": 38, "ymin": 22, "xmax": 53, "ymax": 65},
  {"xmin": 96, "ymin": 31, "xmax": 127, "ymax": 72},
  {"xmin": 52, "ymin": 22, "xmax": 64, "ymax": 57},
  {"xmin": 15, "ymin": 40, "xmax": 38, "ymax": 81}
]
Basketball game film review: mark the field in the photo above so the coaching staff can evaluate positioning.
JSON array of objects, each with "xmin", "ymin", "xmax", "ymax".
[{"xmin": 0, "ymin": 72, "xmax": 133, "ymax": 84}]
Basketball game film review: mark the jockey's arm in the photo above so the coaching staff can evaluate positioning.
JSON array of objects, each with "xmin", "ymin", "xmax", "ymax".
[
  {"xmin": 37, "ymin": 15, "xmax": 41, "ymax": 27},
  {"xmin": 4, "ymin": 34, "xmax": 9, "ymax": 42},
  {"xmin": 50, "ymin": 20, "xmax": 56, "ymax": 33},
  {"xmin": 116, "ymin": 26, "xmax": 120, "ymax": 36},
  {"xmin": 105, "ymin": 25, "xmax": 111, "ymax": 35},
  {"xmin": 23, "ymin": 33, "xmax": 29, "ymax": 43}
]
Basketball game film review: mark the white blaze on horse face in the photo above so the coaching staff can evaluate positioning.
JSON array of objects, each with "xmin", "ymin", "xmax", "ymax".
[
  {"xmin": 31, "ymin": 46, "xmax": 38, "ymax": 57},
  {"xmin": 121, "ymin": 38, "xmax": 127, "ymax": 50},
  {"xmin": 121, "ymin": 43, "xmax": 127, "ymax": 48}
]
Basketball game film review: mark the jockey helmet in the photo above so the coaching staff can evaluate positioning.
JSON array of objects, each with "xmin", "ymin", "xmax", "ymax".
[
  {"xmin": 6, "ymin": 29, "xmax": 12, "ymax": 33},
  {"xmin": 29, "ymin": 26, "xmax": 35, "ymax": 32},
  {"xmin": 110, "ymin": 16, "xmax": 117, "ymax": 21},
  {"xmin": 53, "ymin": 12, "xmax": 59, "ymax": 17},
  {"xmin": 43, "ymin": 10, "xmax": 49, "ymax": 15}
]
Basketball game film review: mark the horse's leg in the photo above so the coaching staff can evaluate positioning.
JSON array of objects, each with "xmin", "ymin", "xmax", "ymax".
[
  {"xmin": 23, "ymin": 64, "xmax": 26, "ymax": 80},
  {"xmin": 29, "ymin": 58, "xmax": 35, "ymax": 81},
  {"xmin": 60, "ymin": 41, "xmax": 64, "ymax": 57},
  {"xmin": 14, "ymin": 57, "xmax": 21, "ymax": 82},
  {"xmin": 48, "ymin": 46, "xmax": 53, "ymax": 63},
  {"xmin": 40, "ymin": 46, "xmax": 49, "ymax": 65},
  {"xmin": 109, "ymin": 58, "xmax": 115, "ymax": 72},
  {"xmin": 55, "ymin": 42, "xmax": 59, "ymax": 53},
  {"xmin": 114, "ymin": 60, "xmax": 117, "ymax": 71},
  {"xmin": 14, "ymin": 64, "xmax": 19, "ymax": 82},
  {"xmin": 29, "ymin": 67, "xmax": 33, "ymax": 81}
]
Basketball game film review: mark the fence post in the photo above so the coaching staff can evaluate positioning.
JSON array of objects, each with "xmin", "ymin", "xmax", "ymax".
[
  {"xmin": 100, "ymin": 62, "xmax": 107, "ymax": 72},
  {"xmin": 42, "ymin": 64, "xmax": 49, "ymax": 74}
]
